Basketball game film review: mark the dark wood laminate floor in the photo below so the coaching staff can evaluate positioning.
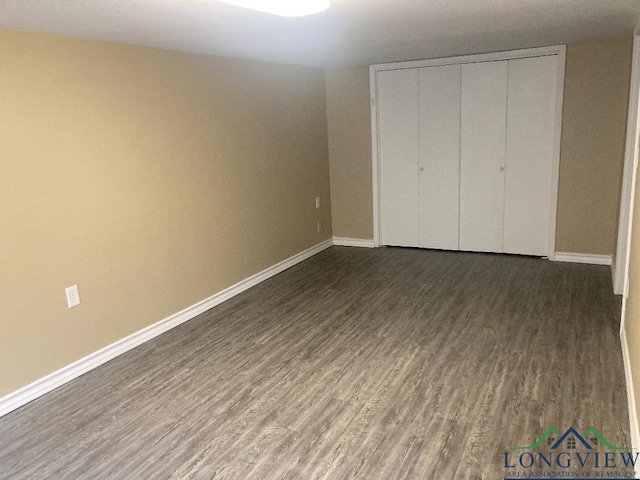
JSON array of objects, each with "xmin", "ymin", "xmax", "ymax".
[{"xmin": 0, "ymin": 247, "xmax": 631, "ymax": 479}]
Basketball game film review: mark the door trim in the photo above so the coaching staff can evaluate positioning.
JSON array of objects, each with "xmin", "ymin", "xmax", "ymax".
[
  {"xmin": 546, "ymin": 46, "xmax": 567, "ymax": 261},
  {"xmin": 614, "ymin": 35, "xmax": 640, "ymax": 295},
  {"xmin": 370, "ymin": 45, "xmax": 567, "ymax": 255}
]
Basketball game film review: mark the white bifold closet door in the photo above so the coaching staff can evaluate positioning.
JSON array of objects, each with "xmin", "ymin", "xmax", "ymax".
[
  {"xmin": 377, "ymin": 54, "xmax": 558, "ymax": 256},
  {"xmin": 458, "ymin": 56, "xmax": 558, "ymax": 255},
  {"xmin": 459, "ymin": 61, "xmax": 508, "ymax": 253},
  {"xmin": 378, "ymin": 65, "xmax": 460, "ymax": 248},
  {"xmin": 418, "ymin": 65, "xmax": 461, "ymax": 250},
  {"xmin": 378, "ymin": 68, "xmax": 419, "ymax": 247},
  {"xmin": 503, "ymin": 56, "xmax": 558, "ymax": 256}
]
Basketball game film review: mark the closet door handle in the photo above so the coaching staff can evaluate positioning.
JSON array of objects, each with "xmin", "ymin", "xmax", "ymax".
[
  {"xmin": 419, "ymin": 167, "xmax": 424, "ymax": 172},
  {"xmin": 499, "ymin": 166, "xmax": 504, "ymax": 172}
]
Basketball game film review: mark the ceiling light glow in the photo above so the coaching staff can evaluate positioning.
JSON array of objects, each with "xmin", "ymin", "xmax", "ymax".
[{"xmin": 216, "ymin": 0, "xmax": 330, "ymax": 17}]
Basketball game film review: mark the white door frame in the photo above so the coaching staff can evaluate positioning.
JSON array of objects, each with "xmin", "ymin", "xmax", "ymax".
[
  {"xmin": 614, "ymin": 35, "xmax": 640, "ymax": 296},
  {"xmin": 370, "ymin": 45, "xmax": 567, "ymax": 258},
  {"xmin": 618, "ymin": 31, "xmax": 640, "ymax": 476}
]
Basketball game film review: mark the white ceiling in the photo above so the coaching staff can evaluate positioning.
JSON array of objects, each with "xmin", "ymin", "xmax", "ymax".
[{"xmin": 0, "ymin": 0, "xmax": 639, "ymax": 67}]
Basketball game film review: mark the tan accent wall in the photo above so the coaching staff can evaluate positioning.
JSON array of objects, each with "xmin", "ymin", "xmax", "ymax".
[
  {"xmin": 326, "ymin": 37, "xmax": 633, "ymax": 254},
  {"xmin": 325, "ymin": 66, "xmax": 373, "ymax": 239},
  {"xmin": 0, "ymin": 30, "xmax": 331, "ymax": 398},
  {"xmin": 556, "ymin": 37, "xmax": 632, "ymax": 255},
  {"xmin": 626, "ymin": 146, "xmax": 640, "ymax": 440}
]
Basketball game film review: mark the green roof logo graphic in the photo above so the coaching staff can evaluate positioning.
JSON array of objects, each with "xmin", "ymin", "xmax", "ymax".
[{"xmin": 510, "ymin": 426, "xmax": 631, "ymax": 451}]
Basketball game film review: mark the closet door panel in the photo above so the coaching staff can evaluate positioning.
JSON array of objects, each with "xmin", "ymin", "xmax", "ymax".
[
  {"xmin": 459, "ymin": 61, "xmax": 508, "ymax": 253},
  {"xmin": 378, "ymin": 68, "xmax": 419, "ymax": 246},
  {"xmin": 503, "ymin": 56, "xmax": 558, "ymax": 256},
  {"xmin": 418, "ymin": 65, "xmax": 461, "ymax": 250}
]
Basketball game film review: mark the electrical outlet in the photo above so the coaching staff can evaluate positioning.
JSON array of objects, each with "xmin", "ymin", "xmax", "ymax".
[
  {"xmin": 317, "ymin": 221, "xmax": 321, "ymax": 233},
  {"xmin": 66, "ymin": 285, "xmax": 81, "ymax": 308},
  {"xmin": 315, "ymin": 196, "xmax": 320, "ymax": 209}
]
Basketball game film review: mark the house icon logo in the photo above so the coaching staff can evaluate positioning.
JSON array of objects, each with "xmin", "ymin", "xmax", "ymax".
[
  {"xmin": 548, "ymin": 426, "xmax": 592, "ymax": 450},
  {"xmin": 510, "ymin": 426, "xmax": 629, "ymax": 451},
  {"xmin": 503, "ymin": 426, "xmax": 638, "ymax": 476}
]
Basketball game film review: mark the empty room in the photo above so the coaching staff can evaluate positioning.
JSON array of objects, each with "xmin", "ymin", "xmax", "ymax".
[{"xmin": 2, "ymin": 1, "xmax": 640, "ymax": 478}]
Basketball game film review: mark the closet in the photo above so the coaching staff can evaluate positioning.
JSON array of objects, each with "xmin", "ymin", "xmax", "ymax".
[{"xmin": 374, "ymin": 49, "xmax": 562, "ymax": 257}]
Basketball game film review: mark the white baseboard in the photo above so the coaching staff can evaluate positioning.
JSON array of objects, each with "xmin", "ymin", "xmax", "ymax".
[
  {"xmin": 0, "ymin": 238, "xmax": 334, "ymax": 418},
  {"xmin": 621, "ymin": 323, "xmax": 640, "ymax": 477},
  {"xmin": 553, "ymin": 252, "xmax": 613, "ymax": 265},
  {"xmin": 332, "ymin": 237, "xmax": 375, "ymax": 248}
]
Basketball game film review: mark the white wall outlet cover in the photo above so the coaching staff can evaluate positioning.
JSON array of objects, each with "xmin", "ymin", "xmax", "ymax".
[{"xmin": 65, "ymin": 285, "xmax": 81, "ymax": 308}]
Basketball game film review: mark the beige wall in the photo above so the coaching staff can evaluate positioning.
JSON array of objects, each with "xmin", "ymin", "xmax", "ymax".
[
  {"xmin": 624, "ymin": 131, "xmax": 640, "ymax": 440},
  {"xmin": 326, "ymin": 67, "xmax": 373, "ymax": 239},
  {"xmin": 0, "ymin": 30, "xmax": 331, "ymax": 397},
  {"xmin": 326, "ymin": 37, "xmax": 633, "ymax": 255},
  {"xmin": 556, "ymin": 37, "xmax": 632, "ymax": 255}
]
